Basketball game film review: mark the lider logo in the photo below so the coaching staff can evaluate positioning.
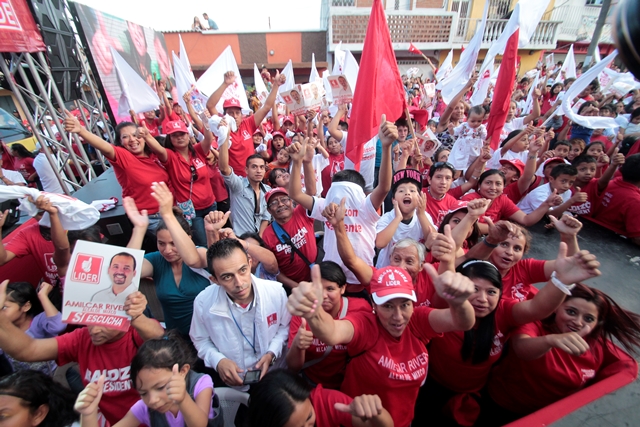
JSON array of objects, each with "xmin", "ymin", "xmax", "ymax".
[{"xmin": 72, "ymin": 254, "xmax": 103, "ymax": 284}]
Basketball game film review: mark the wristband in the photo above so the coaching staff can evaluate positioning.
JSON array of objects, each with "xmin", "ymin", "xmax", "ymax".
[
  {"xmin": 482, "ymin": 239, "xmax": 498, "ymax": 248},
  {"xmin": 550, "ymin": 271, "xmax": 576, "ymax": 295}
]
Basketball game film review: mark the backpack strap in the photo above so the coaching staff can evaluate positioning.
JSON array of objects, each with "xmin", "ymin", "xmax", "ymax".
[{"xmin": 271, "ymin": 221, "xmax": 315, "ymax": 267}]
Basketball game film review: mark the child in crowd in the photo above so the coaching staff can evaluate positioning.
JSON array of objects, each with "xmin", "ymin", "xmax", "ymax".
[
  {"xmin": 568, "ymin": 152, "xmax": 625, "ymax": 217},
  {"xmin": 448, "ymin": 105, "xmax": 487, "ymax": 172},
  {"xmin": 623, "ymin": 107, "xmax": 640, "ymax": 137},
  {"xmin": 567, "ymin": 138, "xmax": 586, "ymax": 162},
  {"xmin": 518, "ymin": 164, "xmax": 584, "ymax": 216},
  {"xmin": 375, "ymin": 169, "xmax": 435, "ymax": 268},
  {"xmin": 488, "ymin": 127, "xmax": 532, "ymax": 169},
  {"xmin": 553, "ymin": 140, "xmax": 571, "ymax": 159},
  {"xmin": 74, "ymin": 332, "xmax": 219, "ymax": 427},
  {"xmin": 265, "ymin": 147, "xmax": 291, "ymax": 183}
]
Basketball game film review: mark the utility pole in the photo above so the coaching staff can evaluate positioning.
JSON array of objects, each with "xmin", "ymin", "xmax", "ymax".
[{"xmin": 583, "ymin": 0, "xmax": 612, "ymax": 72}]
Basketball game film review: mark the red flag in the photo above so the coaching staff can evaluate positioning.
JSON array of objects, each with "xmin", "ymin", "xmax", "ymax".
[
  {"xmin": 347, "ymin": 0, "xmax": 407, "ymax": 171},
  {"xmin": 409, "ymin": 43, "xmax": 424, "ymax": 56},
  {"xmin": 486, "ymin": 29, "xmax": 519, "ymax": 151}
]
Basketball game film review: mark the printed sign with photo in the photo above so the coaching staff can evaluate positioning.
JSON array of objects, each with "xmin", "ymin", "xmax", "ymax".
[
  {"xmin": 281, "ymin": 86, "xmax": 307, "ymax": 116},
  {"xmin": 327, "ymin": 75, "xmax": 353, "ymax": 105},
  {"xmin": 416, "ymin": 128, "xmax": 441, "ymax": 159},
  {"xmin": 282, "ymin": 83, "xmax": 325, "ymax": 115},
  {"xmin": 62, "ymin": 241, "xmax": 145, "ymax": 331}
]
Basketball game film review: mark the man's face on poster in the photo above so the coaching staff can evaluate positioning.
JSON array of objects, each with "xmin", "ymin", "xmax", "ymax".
[
  {"xmin": 108, "ymin": 255, "xmax": 136, "ymax": 288},
  {"xmin": 311, "ymin": 84, "xmax": 319, "ymax": 99},
  {"xmin": 291, "ymin": 90, "xmax": 301, "ymax": 104},
  {"xmin": 338, "ymin": 76, "xmax": 348, "ymax": 91}
]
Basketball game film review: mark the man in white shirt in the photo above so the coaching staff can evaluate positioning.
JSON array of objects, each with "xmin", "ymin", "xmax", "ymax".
[
  {"xmin": 33, "ymin": 146, "xmax": 72, "ymax": 194},
  {"xmin": 91, "ymin": 252, "xmax": 138, "ymax": 305},
  {"xmin": 190, "ymin": 239, "xmax": 290, "ymax": 389}
]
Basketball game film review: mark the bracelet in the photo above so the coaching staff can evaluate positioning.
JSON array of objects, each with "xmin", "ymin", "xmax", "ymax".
[
  {"xmin": 483, "ymin": 239, "xmax": 498, "ymax": 248},
  {"xmin": 471, "ymin": 175, "xmax": 479, "ymax": 180},
  {"xmin": 528, "ymin": 155, "xmax": 537, "ymax": 159},
  {"xmin": 550, "ymin": 271, "xmax": 576, "ymax": 295}
]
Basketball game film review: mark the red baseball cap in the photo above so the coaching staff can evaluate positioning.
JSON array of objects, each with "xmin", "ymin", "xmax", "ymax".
[
  {"xmin": 499, "ymin": 159, "xmax": 525, "ymax": 177},
  {"xmin": 253, "ymin": 128, "xmax": 264, "ymax": 137},
  {"xmin": 283, "ymin": 115, "xmax": 294, "ymax": 124},
  {"xmin": 370, "ymin": 267, "xmax": 416, "ymax": 305},
  {"xmin": 265, "ymin": 187, "xmax": 289, "ymax": 204},
  {"xmin": 165, "ymin": 120, "xmax": 188, "ymax": 135},
  {"xmin": 447, "ymin": 200, "xmax": 469, "ymax": 215},
  {"xmin": 272, "ymin": 130, "xmax": 286, "ymax": 140},
  {"xmin": 223, "ymin": 98, "xmax": 242, "ymax": 109},
  {"xmin": 542, "ymin": 156, "xmax": 570, "ymax": 169}
]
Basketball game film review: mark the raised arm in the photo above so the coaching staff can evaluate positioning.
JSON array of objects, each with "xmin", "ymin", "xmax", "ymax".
[
  {"xmin": 509, "ymin": 190, "xmax": 562, "ymax": 226},
  {"xmin": 126, "ymin": 292, "xmax": 165, "ymax": 341},
  {"xmin": 217, "ymin": 122, "xmax": 231, "ymax": 176},
  {"xmin": 522, "ymin": 88, "xmax": 541, "ymax": 125},
  {"xmin": 206, "ymin": 71, "xmax": 234, "ymax": 115},
  {"xmin": 254, "ymin": 71, "xmax": 286, "ymax": 126},
  {"xmin": 597, "ymin": 150, "xmax": 624, "ymax": 192},
  {"xmin": 302, "ymin": 137, "xmax": 318, "ymax": 197},
  {"xmin": 287, "ymin": 265, "xmax": 355, "ymax": 346},
  {"xmin": 137, "ymin": 123, "xmax": 167, "ymax": 162},
  {"xmin": 63, "ymin": 110, "xmax": 115, "ymax": 160},
  {"xmin": 287, "ymin": 138, "xmax": 315, "ymax": 211},
  {"xmin": 327, "ymin": 105, "xmax": 346, "ymax": 142},
  {"xmin": 436, "ymin": 74, "xmax": 477, "ymax": 132},
  {"xmin": 424, "ymin": 264, "xmax": 475, "ymax": 333},
  {"xmin": 518, "ymin": 135, "xmax": 543, "ymax": 196},
  {"xmin": 34, "ymin": 196, "xmax": 71, "ymax": 277},
  {"xmin": 370, "ymin": 115, "xmax": 397, "ymax": 209},
  {"xmin": 456, "ymin": 219, "xmax": 519, "ymax": 266}
]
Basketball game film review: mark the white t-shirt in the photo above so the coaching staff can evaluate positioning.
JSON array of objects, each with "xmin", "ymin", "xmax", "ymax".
[
  {"xmin": 33, "ymin": 153, "xmax": 72, "ymax": 194},
  {"xmin": 487, "ymin": 149, "xmax": 529, "ymax": 170},
  {"xmin": 339, "ymin": 131, "xmax": 376, "ymax": 193},
  {"xmin": 500, "ymin": 117, "xmax": 526, "ymax": 143},
  {"xmin": 300, "ymin": 153, "xmax": 329, "ymax": 197},
  {"xmin": 517, "ymin": 182, "xmax": 571, "ymax": 214},
  {"xmin": 309, "ymin": 181, "xmax": 379, "ymax": 284},
  {"xmin": 375, "ymin": 211, "xmax": 434, "ymax": 269},
  {"xmin": 0, "ymin": 168, "xmax": 26, "ymax": 185}
]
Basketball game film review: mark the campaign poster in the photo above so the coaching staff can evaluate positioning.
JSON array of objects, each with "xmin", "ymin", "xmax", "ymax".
[
  {"xmin": 327, "ymin": 75, "xmax": 353, "ymax": 105},
  {"xmin": 281, "ymin": 86, "xmax": 308, "ymax": 116},
  {"xmin": 301, "ymin": 82, "xmax": 325, "ymax": 111},
  {"xmin": 62, "ymin": 240, "xmax": 144, "ymax": 332},
  {"xmin": 71, "ymin": 3, "xmax": 173, "ymax": 123},
  {"xmin": 416, "ymin": 128, "xmax": 441, "ymax": 159}
]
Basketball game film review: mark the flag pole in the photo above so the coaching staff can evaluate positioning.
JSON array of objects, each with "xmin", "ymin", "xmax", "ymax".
[{"xmin": 405, "ymin": 106, "xmax": 424, "ymax": 169}]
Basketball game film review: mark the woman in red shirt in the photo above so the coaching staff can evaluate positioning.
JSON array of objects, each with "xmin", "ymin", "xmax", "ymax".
[
  {"xmin": 462, "ymin": 169, "xmax": 562, "ymax": 234},
  {"xmin": 9, "ymin": 144, "xmax": 37, "ymax": 187},
  {"xmin": 150, "ymin": 120, "xmax": 215, "ymax": 247},
  {"xmin": 63, "ymin": 112, "xmax": 170, "ymax": 234},
  {"xmin": 484, "ymin": 283, "xmax": 640, "ymax": 425},
  {"xmin": 286, "ymin": 261, "xmax": 372, "ymax": 390},
  {"xmin": 418, "ymin": 238, "xmax": 601, "ymax": 426},
  {"xmin": 247, "ymin": 369, "xmax": 393, "ymax": 427},
  {"xmin": 288, "ymin": 263, "xmax": 476, "ymax": 427}
]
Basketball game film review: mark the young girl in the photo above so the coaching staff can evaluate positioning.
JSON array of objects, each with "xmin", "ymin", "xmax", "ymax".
[
  {"xmin": 265, "ymin": 147, "xmax": 291, "ymax": 184},
  {"xmin": 488, "ymin": 128, "xmax": 532, "ymax": 169},
  {"xmin": 75, "ymin": 332, "xmax": 221, "ymax": 427},
  {"xmin": 484, "ymin": 283, "xmax": 640, "ymax": 425},
  {"xmin": 0, "ymin": 281, "xmax": 64, "ymax": 376},
  {"xmin": 449, "ymin": 105, "xmax": 487, "ymax": 172}
]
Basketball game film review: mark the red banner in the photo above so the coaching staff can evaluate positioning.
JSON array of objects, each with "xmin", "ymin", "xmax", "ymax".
[{"xmin": 0, "ymin": 0, "xmax": 45, "ymax": 53}]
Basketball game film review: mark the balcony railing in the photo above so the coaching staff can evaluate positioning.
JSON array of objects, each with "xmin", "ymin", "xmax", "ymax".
[
  {"xmin": 550, "ymin": 2, "xmax": 612, "ymax": 43},
  {"xmin": 453, "ymin": 18, "xmax": 560, "ymax": 49}
]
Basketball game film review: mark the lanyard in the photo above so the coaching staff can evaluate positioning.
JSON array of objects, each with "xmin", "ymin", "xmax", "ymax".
[{"xmin": 228, "ymin": 299, "xmax": 257, "ymax": 355}]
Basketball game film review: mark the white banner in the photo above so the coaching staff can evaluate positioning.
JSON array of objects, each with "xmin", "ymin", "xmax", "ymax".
[{"xmin": 112, "ymin": 48, "xmax": 160, "ymax": 116}]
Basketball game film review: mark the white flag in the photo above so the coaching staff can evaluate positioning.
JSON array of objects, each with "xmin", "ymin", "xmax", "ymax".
[
  {"xmin": 470, "ymin": 57, "xmax": 494, "ymax": 106},
  {"xmin": 343, "ymin": 50, "xmax": 360, "ymax": 96},
  {"xmin": 522, "ymin": 71, "xmax": 540, "ymax": 115},
  {"xmin": 435, "ymin": 49, "xmax": 453, "ymax": 81},
  {"xmin": 333, "ymin": 41, "xmax": 345, "ymax": 75},
  {"xmin": 278, "ymin": 60, "xmax": 296, "ymax": 94},
  {"xmin": 196, "ymin": 45, "xmax": 249, "ymax": 113},
  {"xmin": 254, "ymin": 64, "xmax": 269, "ymax": 105},
  {"xmin": 518, "ymin": 0, "xmax": 552, "ymax": 47},
  {"xmin": 560, "ymin": 45, "xmax": 577, "ymax": 79},
  {"xmin": 111, "ymin": 48, "xmax": 160, "ymax": 116},
  {"xmin": 178, "ymin": 35, "xmax": 193, "ymax": 76},
  {"xmin": 437, "ymin": 1, "xmax": 489, "ymax": 104},
  {"xmin": 310, "ymin": 53, "xmax": 320, "ymax": 83},
  {"xmin": 545, "ymin": 53, "xmax": 555, "ymax": 70},
  {"xmin": 561, "ymin": 50, "xmax": 619, "ymax": 129}
]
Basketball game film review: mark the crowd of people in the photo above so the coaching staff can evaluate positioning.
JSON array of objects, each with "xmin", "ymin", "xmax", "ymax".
[{"xmin": 0, "ymin": 53, "xmax": 640, "ymax": 427}]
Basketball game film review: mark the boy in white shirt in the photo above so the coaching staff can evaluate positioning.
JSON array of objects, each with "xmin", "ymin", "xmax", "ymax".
[
  {"xmin": 518, "ymin": 164, "xmax": 586, "ymax": 217},
  {"xmin": 375, "ymin": 168, "xmax": 435, "ymax": 268},
  {"xmin": 449, "ymin": 105, "xmax": 487, "ymax": 172}
]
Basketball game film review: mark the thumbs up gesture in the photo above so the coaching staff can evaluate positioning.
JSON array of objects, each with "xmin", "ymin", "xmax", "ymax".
[
  {"xmin": 379, "ymin": 114, "xmax": 399, "ymax": 148},
  {"xmin": 74, "ymin": 374, "xmax": 105, "ymax": 416},
  {"xmin": 424, "ymin": 263, "xmax": 474, "ymax": 307},
  {"xmin": 544, "ymin": 189, "xmax": 563, "ymax": 207},
  {"xmin": 166, "ymin": 364, "xmax": 187, "ymax": 404},
  {"xmin": 553, "ymin": 241, "xmax": 600, "ymax": 285},
  {"xmin": 287, "ymin": 265, "xmax": 324, "ymax": 319},
  {"xmin": 63, "ymin": 110, "xmax": 83, "ymax": 134},
  {"xmin": 294, "ymin": 318, "xmax": 314, "ymax": 351},
  {"xmin": 430, "ymin": 224, "xmax": 456, "ymax": 264}
]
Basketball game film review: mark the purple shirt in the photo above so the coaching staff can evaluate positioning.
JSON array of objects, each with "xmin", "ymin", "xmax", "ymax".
[{"xmin": 130, "ymin": 374, "xmax": 215, "ymax": 425}]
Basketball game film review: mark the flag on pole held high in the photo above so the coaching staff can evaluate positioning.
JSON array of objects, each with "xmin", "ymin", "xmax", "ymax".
[
  {"xmin": 409, "ymin": 43, "xmax": 424, "ymax": 56},
  {"xmin": 346, "ymin": 0, "xmax": 406, "ymax": 172}
]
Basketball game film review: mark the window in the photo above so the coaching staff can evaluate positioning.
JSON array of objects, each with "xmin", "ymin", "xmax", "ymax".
[{"xmin": 585, "ymin": 0, "xmax": 603, "ymax": 5}]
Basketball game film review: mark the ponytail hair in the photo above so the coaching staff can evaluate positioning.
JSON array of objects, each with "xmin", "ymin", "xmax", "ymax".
[
  {"xmin": 570, "ymin": 283, "xmax": 640, "ymax": 355},
  {"xmin": 247, "ymin": 369, "xmax": 312, "ymax": 427},
  {"xmin": 130, "ymin": 330, "xmax": 196, "ymax": 387}
]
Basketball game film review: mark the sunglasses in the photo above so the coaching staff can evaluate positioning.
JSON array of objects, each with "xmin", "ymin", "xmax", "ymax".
[
  {"xmin": 432, "ymin": 161, "xmax": 455, "ymax": 170},
  {"xmin": 190, "ymin": 165, "xmax": 198, "ymax": 182}
]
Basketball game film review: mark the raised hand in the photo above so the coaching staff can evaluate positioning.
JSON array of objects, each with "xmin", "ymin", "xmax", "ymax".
[
  {"xmin": 416, "ymin": 191, "xmax": 427, "ymax": 215},
  {"xmin": 74, "ymin": 375, "xmax": 105, "ymax": 416},
  {"xmin": 553, "ymin": 241, "xmax": 600, "ymax": 285},
  {"xmin": 334, "ymin": 394, "xmax": 385, "ymax": 422},
  {"xmin": 123, "ymin": 197, "xmax": 149, "ymax": 229},
  {"xmin": 294, "ymin": 318, "xmax": 314, "ymax": 350},
  {"xmin": 204, "ymin": 211, "xmax": 231, "ymax": 233},
  {"xmin": 124, "ymin": 292, "xmax": 147, "ymax": 320},
  {"xmin": 544, "ymin": 189, "xmax": 563, "ymax": 207},
  {"xmin": 378, "ymin": 114, "xmax": 399, "ymax": 148},
  {"xmin": 273, "ymin": 70, "xmax": 285, "ymax": 87},
  {"xmin": 596, "ymin": 154, "xmax": 610, "ymax": 168},
  {"xmin": 166, "ymin": 364, "xmax": 187, "ymax": 404},
  {"xmin": 37, "ymin": 282, "xmax": 53, "ymax": 298},
  {"xmin": 63, "ymin": 110, "xmax": 84, "ymax": 134},
  {"xmin": 485, "ymin": 218, "xmax": 519, "ymax": 245},
  {"xmin": 287, "ymin": 264, "xmax": 324, "ymax": 319},
  {"xmin": 430, "ymin": 225, "xmax": 456, "ymax": 264},
  {"xmin": 33, "ymin": 196, "xmax": 57, "ymax": 214},
  {"xmin": 287, "ymin": 139, "xmax": 307, "ymax": 163},
  {"xmin": 322, "ymin": 197, "xmax": 346, "ymax": 228},
  {"xmin": 150, "ymin": 182, "xmax": 175, "ymax": 217},
  {"xmin": 611, "ymin": 149, "xmax": 625, "ymax": 167},
  {"xmin": 548, "ymin": 332, "xmax": 590, "ymax": 355},
  {"xmin": 569, "ymin": 187, "xmax": 588, "ymax": 204},
  {"xmin": 466, "ymin": 198, "xmax": 490, "ymax": 218},
  {"xmin": 549, "ymin": 215, "xmax": 582, "ymax": 237},
  {"xmin": 392, "ymin": 200, "xmax": 402, "ymax": 219},
  {"xmin": 223, "ymin": 71, "xmax": 235, "ymax": 86},
  {"xmin": 424, "ymin": 263, "xmax": 474, "ymax": 306}
]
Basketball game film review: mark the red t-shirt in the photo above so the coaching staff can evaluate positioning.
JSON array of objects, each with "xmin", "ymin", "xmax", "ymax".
[
  {"xmin": 589, "ymin": 177, "xmax": 640, "ymax": 238},
  {"xmin": 321, "ymin": 154, "xmax": 345, "ymax": 198},
  {"xmin": 287, "ymin": 297, "xmax": 371, "ymax": 389},
  {"xmin": 4, "ymin": 219, "xmax": 57, "ymax": 284},
  {"xmin": 568, "ymin": 178, "xmax": 601, "ymax": 217},
  {"xmin": 56, "ymin": 327, "xmax": 144, "ymax": 425},
  {"xmin": 262, "ymin": 205, "xmax": 317, "ymax": 283},
  {"xmin": 503, "ymin": 176, "xmax": 544, "ymax": 204},
  {"xmin": 163, "ymin": 144, "xmax": 215, "ymax": 210},
  {"xmin": 500, "ymin": 258, "xmax": 547, "ymax": 302},
  {"xmin": 143, "ymin": 117, "xmax": 162, "ymax": 137},
  {"xmin": 487, "ymin": 320, "xmax": 605, "ymax": 415},
  {"xmin": 310, "ymin": 384, "xmax": 353, "ymax": 427},
  {"xmin": 14, "ymin": 157, "xmax": 35, "ymax": 181},
  {"xmin": 228, "ymin": 117, "xmax": 258, "ymax": 177},
  {"xmin": 423, "ymin": 187, "xmax": 460, "ymax": 227},
  {"xmin": 428, "ymin": 299, "xmax": 519, "ymax": 394},
  {"xmin": 341, "ymin": 309, "xmax": 441, "ymax": 427},
  {"xmin": 207, "ymin": 164, "xmax": 228, "ymax": 202},
  {"xmin": 109, "ymin": 146, "xmax": 170, "ymax": 214},
  {"xmin": 462, "ymin": 192, "xmax": 520, "ymax": 224}
]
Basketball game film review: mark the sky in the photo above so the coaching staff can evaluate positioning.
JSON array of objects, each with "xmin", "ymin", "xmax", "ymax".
[{"xmin": 74, "ymin": 0, "xmax": 324, "ymax": 32}]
